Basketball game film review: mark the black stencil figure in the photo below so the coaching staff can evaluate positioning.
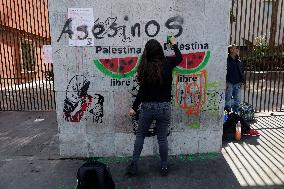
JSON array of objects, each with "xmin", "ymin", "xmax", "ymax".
[{"xmin": 63, "ymin": 75, "xmax": 104, "ymax": 123}]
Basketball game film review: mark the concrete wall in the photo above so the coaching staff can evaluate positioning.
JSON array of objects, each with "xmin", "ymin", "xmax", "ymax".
[{"xmin": 49, "ymin": 0, "xmax": 230, "ymax": 157}]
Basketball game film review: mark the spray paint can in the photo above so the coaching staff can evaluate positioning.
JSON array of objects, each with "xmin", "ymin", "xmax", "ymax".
[
  {"xmin": 167, "ymin": 33, "xmax": 173, "ymax": 47},
  {"xmin": 235, "ymin": 121, "xmax": 242, "ymax": 141}
]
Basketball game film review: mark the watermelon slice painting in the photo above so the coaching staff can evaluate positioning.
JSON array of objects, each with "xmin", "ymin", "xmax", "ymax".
[
  {"xmin": 174, "ymin": 51, "xmax": 211, "ymax": 74},
  {"xmin": 93, "ymin": 56, "xmax": 141, "ymax": 79}
]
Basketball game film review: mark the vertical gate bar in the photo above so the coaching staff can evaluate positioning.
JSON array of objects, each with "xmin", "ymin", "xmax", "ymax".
[
  {"xmin": 18, "ymin": 0, "xmax": 28, "ymax": 110},
  {"xmin": 19, "ymin": 0, "xmax": 31, "ymax": 110},
  {"xmin": 44, "ymin": 0, "xmax": 53, "ymax": 110},
  {"xmin": 39, "ymin": 0, "xmax": 47, "ymax": 110},
  {"xmin": 7, "ymin": 0, "xmax": 18, "ymax": 110},
  {"xmin": 271, "ymin": 0, "xmax": 282, "ymax": 111},
  {"xmin": 33, "ymin": 0, "xmax": 44, "ymax": 110},
  {"xmin": 230, "ymin": 0, "xmax": 235, "ymax": 44},
  {"xmin": 247, "ymin": 0, "xmax": 254, "ymax": 106},
  {"xmin": 27, "ymin": 0, "xmax": 37, "ymax": 110},
  {"xmin": 267, "ymin": 0, "xmax": 278, "ymax": 111},
  {"xmin": 24, "ymin": 0, "xmax": 33, "ymax": 110},
  {"xmin": 258, "ymin": 0, "xmax": 267, "ymax": 112},
  {"xmin": 31, "ymin": 0, "xmax": 41, "ymax": 110},
  {"xmin": 264, "ymin": 0, "xmax": 272, "ymax": 112},
  {"xmin": 279, "ymin": 19, "xmax": 284, "ymax": 111},
  {"xmin": 12, "ymin": 0, "xmax": 24, "ymax": 110},
  {"xmin": 255, "ymin": 0, "xmax": 263, "ymax": 112},
  {"xmin": 3, "ymin": 0, "xmax": 14, "ymax": 110},
  {"xmin": 11, "ymin": 0, "xmax": 23, "ymax": 110},
  {"xmin": 238, "ymin": 0, "xmax": 245, "ymax": 102},
  {"xmin": 234, "ymin": 0, "xmax": 239, "ymax": 45},
  {"xmin": 251, "ymin": 0, "xmax": 258, "ymax": 110},
  {"xmin": 0, "ymin": 0, "xmax": 9, "ymax": 110},
  {"xmin": 20, "ymin": 1, "xmax": 30, "ymax": 110},
  {"xmin": 275, "ymin": 0, "xmax": 284, "ymax": 111},
  {"xmin": 42, "ymin": 0, "xmax": 50, "ymax": 110},
  {"xmin": 243, "ymin": 0, "xmax": 250, "ymax": 105}
]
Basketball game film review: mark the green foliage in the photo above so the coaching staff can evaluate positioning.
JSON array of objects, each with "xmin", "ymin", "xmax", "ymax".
[{"xmin": 244, "ymin": 35, "xmax": 283, "ymax": 71}]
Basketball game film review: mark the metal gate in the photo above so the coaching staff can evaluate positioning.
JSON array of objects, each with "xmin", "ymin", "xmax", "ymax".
[
  {"xmin": 0, "ymin": 0, "xmax": 55, "ymax": 111},
  {"xmin": 230, "ymin": 0, "xmax": 284, "ymax": 112}
]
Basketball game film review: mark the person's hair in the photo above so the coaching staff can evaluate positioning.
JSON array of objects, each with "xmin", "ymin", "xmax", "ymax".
[
  {"xmin": 137, "ymin": 39, "xmax": 165, "ymax": 86},
  {"xmin": 228, "ymin": 44, "xmax": 238, "ymax": 54}
]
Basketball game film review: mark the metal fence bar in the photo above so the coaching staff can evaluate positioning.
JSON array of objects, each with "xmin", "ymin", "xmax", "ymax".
[
  {"xmin": 0, "ymin": 0, "xmax": 54, "ymax": 111},
  {"xmin": 250, "ymin": 0, "xmax": 258, "ymax": 109},
  {"xmin": 275, "ymin": 0, "xmax": 284, "ymax": 111},
  {"xmin": 230, "ymin": 0, "xmax": 284, "ymax": 112}
]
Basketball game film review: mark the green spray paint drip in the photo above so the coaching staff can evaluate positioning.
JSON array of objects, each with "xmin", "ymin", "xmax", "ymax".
[
  {"xmin": 207, "ymin": 81, "xmax": 222, "ymax": 89},
  {"xmin": 188, "ymin": 122, "xmax": 200, "ymax": 129},
  {"xmin": 173, "ymin": 51, "xmax": 211, "ymax": 74},
  {"xmin": 87, "ymin": 156, "xmax": 133, "ymax": 164},
  {"xmin": 173, "ymin": 152, "xmax": 220, "ymax": 162},
  {"xmin": 93, "ymin": 56, "xmax": 141, "ymax": 79},
  {"xmin": 122, "ymin": 186, "xmax": 133, "ymax": 189}
]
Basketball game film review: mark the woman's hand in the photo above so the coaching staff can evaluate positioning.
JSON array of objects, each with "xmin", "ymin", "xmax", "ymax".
[
  {"xmin": 129, "ymin": 108, "xmax": 136, "ymax": 116},
  {"xmin": 170, "ymin": 36, "xmax": 177, "ymax": 45}
]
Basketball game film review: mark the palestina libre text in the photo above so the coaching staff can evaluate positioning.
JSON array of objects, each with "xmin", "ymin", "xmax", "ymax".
[{"xmin": 94, "ymin": 42, "xmax": 209, "ymax": 55}]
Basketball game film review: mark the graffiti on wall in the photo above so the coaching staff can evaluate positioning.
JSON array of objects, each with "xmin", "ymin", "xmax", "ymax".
[
  {"xmin": 175, "ymin": 70, "xmax": 207, "ymax": 116},
  {"xmin": 63, "ymin": 75, "xmax": 104, "ymax": 123},
  {"xmin": 57, "ymin": 16, "xmax": 184, "ymax": 43},
  {"xmin": 173, "ymin": 51, "xmax": 211, "ymax": 74},
  {"xmin": 201, "ymin": 91, "xmax": 224, "ymax": 117},
  {"xmin": 173, "ymin": 49, "xmax": 212, "ymax": 116},
  {"xmin": 93, "ymin": 56, "xmax": 141, "ymax": 79}
]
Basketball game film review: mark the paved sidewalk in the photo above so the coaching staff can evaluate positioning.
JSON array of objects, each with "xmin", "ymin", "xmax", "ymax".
[{"xmin": 0, "ymin": 111, "xmax": 283, "ymax": 189}]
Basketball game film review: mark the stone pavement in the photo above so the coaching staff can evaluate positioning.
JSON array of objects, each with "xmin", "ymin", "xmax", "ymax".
[{"xmin": 0, "ymin": 111, "xmax": 283, "ymax": 189}]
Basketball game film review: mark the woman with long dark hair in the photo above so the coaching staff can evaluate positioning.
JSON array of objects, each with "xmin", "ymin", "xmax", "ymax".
[{"xmin": 127, "ymin": 37, "xmax": 183, "ymax": 176}]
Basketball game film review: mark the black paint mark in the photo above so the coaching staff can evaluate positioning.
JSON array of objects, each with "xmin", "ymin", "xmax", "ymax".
[
  {"xmin": 131, "ymin": 23, "xmax": 141, "ymax": 37},
  {"xmin": 89, "ymin": 94, "xmax": 104, "ymax": 123},
  {"xmin": 63, "ymin": 75, "xmax": 104, "ymax": 123},
  {"xmin": 202, "ymin": 91, "xmax": 224, "ymax": 112},
  {"xmin": 92, "ymin": 22, "xmax": 105, "ymax": 39},
  {"xmin": 57, "ymin": 18, "xmax": 73, "ymax": 42},
  {"xmin": 165, "ymin": 16, "xmax": 184, "ymax": 37},
  {"xmin": 145, "ymin": 20, "xmax": 160, "ymax": 37},
  {"xmin": 77, "ymin": 25, "xmax": 88, "ymax": 40}
]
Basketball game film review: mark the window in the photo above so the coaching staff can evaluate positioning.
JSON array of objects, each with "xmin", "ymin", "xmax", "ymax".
[{"xmin": 20, "ymin": 39, "xmax": 36, "ymax": 72}]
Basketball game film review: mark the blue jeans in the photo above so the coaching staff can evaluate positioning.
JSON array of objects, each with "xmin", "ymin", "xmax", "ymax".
[
  {"xmin": 132, "ymin": 102, "xmax": 171, "ymax": 167},
  {"xmin": 225, "ymin": 82, "xmax": 241, "ymax": 113}
]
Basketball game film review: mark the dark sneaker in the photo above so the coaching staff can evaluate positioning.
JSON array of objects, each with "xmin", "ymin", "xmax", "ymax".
[
  {"xmin": 126, "ymin": 162, "xmax": 137, "ymax": 176},
  {"xmin": 160, "ymin": 166, "xmax": 168, "ymax": 176}
]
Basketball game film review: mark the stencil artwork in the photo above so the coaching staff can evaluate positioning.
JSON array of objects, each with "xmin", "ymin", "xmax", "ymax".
[{"xmin": 63, "ymin": 75, "xmax": 104, "ymax": 123}]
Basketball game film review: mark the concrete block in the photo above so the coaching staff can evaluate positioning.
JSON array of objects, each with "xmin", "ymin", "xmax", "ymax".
[
  {"xmin": 204, "ymin": 0, "xmax": 231, "ymax": 46},
  {"xmin": 198, "ymin": 130, "xmax": 222, "ymax": 153},
  {"xmin": 87, "ymin": 133, "xmax": 115, "ymax": 157},
  {"xmin": 113, "ymin": 90, "xmax": 136, "ymax": 133},
  {"xmin": 85, "ymin": 91, "xmax": 114, "ymax": 134},
  {"xmin": 168, "ymin": 131, "xmax": 199, "ymax": 155},
  {"xmin": 59, "ymin": 133, "xmax": 89, "ymax": 157},
  {"xmin": 114, "ymin": 133, "xmax": 154, "ymax": 156}
]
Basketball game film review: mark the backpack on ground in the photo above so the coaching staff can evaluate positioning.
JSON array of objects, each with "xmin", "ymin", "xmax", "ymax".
[
  {"xmin": 239, "ymin": 102, "xmax": 255, "ymax": 121},
  {"xmin": 77, "ymin": 161, "xmax": 115, "ymax": 189},
  {"xmin": 223, "ymin": 112, "xmax": 251, "ymax": 140}
]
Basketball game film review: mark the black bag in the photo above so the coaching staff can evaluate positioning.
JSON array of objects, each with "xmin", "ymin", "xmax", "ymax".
[
  {"xmin": 223, "ymin": 112, "xmax": 251, "ymax": 140},
  {"xmin": 77, "ymin": 161, "xmax": 115, "ymax": 189},
  {"xmin": 239, "ymin": 102, "xmax": 255, "ymax": 121}
]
